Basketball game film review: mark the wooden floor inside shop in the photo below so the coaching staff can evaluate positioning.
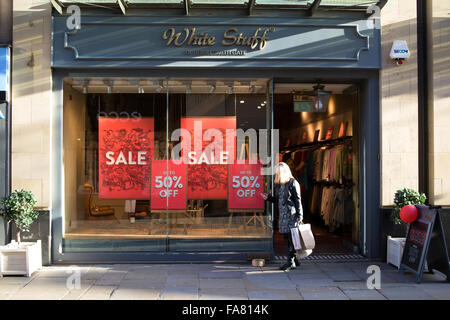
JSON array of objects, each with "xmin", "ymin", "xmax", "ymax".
[{"xmin": 64, "ymin": 216, "xmax": 271, "ymax": 239}]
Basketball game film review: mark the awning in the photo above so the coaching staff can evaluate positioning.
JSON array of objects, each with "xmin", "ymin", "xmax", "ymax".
[{"xmin": 51, "ymin": 0, "xmax": 388, "ymax": 16}]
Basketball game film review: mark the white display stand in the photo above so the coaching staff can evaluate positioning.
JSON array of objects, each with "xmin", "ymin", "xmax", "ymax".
[
  {"xmin": 0, "ymin": 240, "xmax": 42, "ymax": 277},
  {"xmin": 387, "ymin": 236, "xmax": 406, "ymax": 269}
]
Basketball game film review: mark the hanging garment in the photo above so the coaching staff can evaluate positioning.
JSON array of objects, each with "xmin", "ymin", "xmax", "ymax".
[{"xmin": 321, "ymin": 149, "xmax": 330, "ymax": 181}]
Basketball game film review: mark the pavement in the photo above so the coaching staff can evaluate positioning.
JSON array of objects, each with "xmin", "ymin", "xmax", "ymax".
[{"xmin": 1, "ymin": 261, "xmax": 449, "ymax": 300}]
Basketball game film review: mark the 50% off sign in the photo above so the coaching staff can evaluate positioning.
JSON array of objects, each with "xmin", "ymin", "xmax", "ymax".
[
  {"xmin": 231, "ymin": 173, "xmax": 260, "ymax": 198},
  {"xmin": 229, "ymin": 164, "xmax": 264, "ymax": 209},
  {"xmin": 154, "ymin": 173, "xmax": 183, "ymax": 198},
  {"xmin": 151, "ymin": 160, "xmax": 187, "ymax": 209}
]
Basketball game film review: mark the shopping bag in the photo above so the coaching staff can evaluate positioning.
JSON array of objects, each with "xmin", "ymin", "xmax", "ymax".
[
  {"xmin": 296, "ymin": 249, "xmax": 313, "ymax": 259},
  {"xmin": 298, "ymin": 223, "xmax": 315, "ymax": 250},
  {"xmin": 290, "ymin": 227, "xmax": 302, "ymax": 250}
]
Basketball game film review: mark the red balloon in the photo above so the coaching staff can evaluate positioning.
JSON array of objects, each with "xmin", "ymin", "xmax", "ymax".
[{"xmin": 400, "ymin": 205, "xmax": 418, "ymax": 223}]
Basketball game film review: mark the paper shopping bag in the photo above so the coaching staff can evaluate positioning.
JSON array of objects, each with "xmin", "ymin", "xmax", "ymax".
[
  {"xmin": 298, "ymin": 223, "xmax": 315, "ymax": 250},
  {"xmin": 290, "ymin": 227, "xmax": 302, "ymax": 250}
]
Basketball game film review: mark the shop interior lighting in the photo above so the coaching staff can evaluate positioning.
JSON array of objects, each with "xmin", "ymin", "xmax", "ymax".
[
  {"xmin": 81, "ymin": 79, "xmax": 89, "ymax": 94},
  {"xmin": 155, "ymin": 80, "xmax": 164, "ymax": 93}
]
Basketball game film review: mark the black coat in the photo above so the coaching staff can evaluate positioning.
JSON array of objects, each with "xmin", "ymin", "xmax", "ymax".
[{"xmin": 267, "ymin": 178, "xmax": 303, "ymax": 234}]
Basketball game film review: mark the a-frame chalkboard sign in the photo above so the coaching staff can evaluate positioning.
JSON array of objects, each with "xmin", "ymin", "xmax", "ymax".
[{"xmin": 399, "ymin": 205, "xmax": 450, "ymax": 283}]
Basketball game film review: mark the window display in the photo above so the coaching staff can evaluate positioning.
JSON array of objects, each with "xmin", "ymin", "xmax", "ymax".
[{"xmin": 62, "ymin": 78, "xmax": 272, "ymax": 251}]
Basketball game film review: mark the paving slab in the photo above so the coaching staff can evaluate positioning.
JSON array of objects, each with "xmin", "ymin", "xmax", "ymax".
[
  {"xmin": 297, "ymin": 286, "xmax": 349, "ymax": 300},
  {"xmin": 123, "ymin": 268, "xmax": 168, "ymax": 280},
  {"xmin": 325, "ymin": 271, "xmax": 362, "ymax": 281},
  {"xmin": 335, "ymin": 281, "xmax": 371, "ymax": 290},
  {"xmin": 35, "ymin": 266, "xmax": 91, "ymax": 278},
  {"xmin": 200, "ymin": 278, "xmax": 246, "ymax": 289},
  {"xmin": 62, "ymin": 280, "xmax": 96, "ymax": 300},
  {"xmin": 0, "ymin": 276, "xmax": 34, "ymax": 285},
  {"xmin": 199, "ymin": 270, "xmax": 244, "ymax": 279},
  {"xmin": 11, "ymin": 277, "xmax": 69, "ymax": 300},
  {"xmin": 418, "ymin": 284, "xmax": 450, "ymax": 300},
  {"xmin": 160, "ymin": 286, "xmax": 199, "ymax": 300},
  {"xmin": 291, "ymin": 278, "xmax": 336, "ymax": 287},
  {"xmin": 0, "ymin": 284, "xmax": 24, "ymax": 300},
  {"xmin": 342, "ymin": 289, "xmax": 387, "ymax": 300},
  {"xmin": 287, "ymin": 272, "xmax": 331, "ymax": 282},
  {"xmin": 82, "ymin": 267, "xmax": 110, "ymax": 281},
  {"xmin": 79, "ymin": 285, "xmax": 116, "ymax": 300},
  {"xmin": 199, "ymin": 288, "xmax": 248, "ymax": 300},
  {"xmin": 165, "ymin": 274, "xmax": 199, "ymax": 287},
  {"xmin": 95, "ymin": 270, "xmax": 128, "ymax": 286},
  {"xmin": 118, "ymin": 278, "xmax": 167, "ymax": 289},
  {"xmin": 378, "ymin": 286, "xmax": 435, "ymax": 300},
  {"xmin": 247, "ymin": 289, "xmax": 303, "ymax": 300},
  {"xmin": 110, "ymin": 287, "xmax": 161, "ymax": 300},
  {"xmin": 245, "ymin": 273, "xmax": 296, "ymax": 290}
]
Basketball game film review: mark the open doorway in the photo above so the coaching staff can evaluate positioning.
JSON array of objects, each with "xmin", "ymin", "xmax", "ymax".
[{"xmin": 273, "ymin": 82, "xmax": 360, "ymax": 257}]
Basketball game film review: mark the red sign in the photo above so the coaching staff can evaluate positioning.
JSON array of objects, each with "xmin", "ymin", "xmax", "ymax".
[
  {"xmin": 181, "ymin": 117, "xmax": 236, "ymax": 199},
  {"xmin": 325, "ymin": 126, "xmax": 334, "ymax": 140},
  {"xmin": 151, "ymin": 160, "xmax": 187, "ymax": 210},
  {"xmin": 228, "ymin": 163, "xmax": 264, "ymax": 210},
  {"xmin": 98, "ymin": 117, "xmax": 154, "ymax": 199}
]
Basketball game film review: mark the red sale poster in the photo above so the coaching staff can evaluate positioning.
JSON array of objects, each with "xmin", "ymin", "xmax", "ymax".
[
  {"xmin": 151, "ymin": 160, "xmax": 187, "ymax": 210},
  {"xmin": 181, "ymin": 117, "xmax": 236, "ymax": 199},
  {"xmin": 98, "ymin": 117, "xmax": 154, "ymax": 199},
  {"xmin": 228, "ymin": 163, "xmax": 264, "ymax": 210}
]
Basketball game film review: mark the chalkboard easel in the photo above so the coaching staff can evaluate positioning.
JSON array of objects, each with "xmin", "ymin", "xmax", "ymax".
[{"xmin": 399, "ymin": 205, "xmax": 450, "ymax": 284}]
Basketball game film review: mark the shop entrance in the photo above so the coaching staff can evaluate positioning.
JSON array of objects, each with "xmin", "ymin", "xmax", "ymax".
[{"xmin": 273, "ymin": 82, "xmax": 361, "ymax": 258}]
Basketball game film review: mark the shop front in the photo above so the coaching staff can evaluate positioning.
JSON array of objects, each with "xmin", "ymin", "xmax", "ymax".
[{"xmin": 51, "ymin": 10, "xmax": 381, "ymax": 262}]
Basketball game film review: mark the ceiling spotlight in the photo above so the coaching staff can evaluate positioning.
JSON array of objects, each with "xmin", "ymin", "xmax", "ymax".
[
  {"xmin": 209, "ymin": 85, "xmax": 216, "ymax": 94},
  {"xmin": 257, "ymin": 105, "xmax": 262, "ymax": 110},
  {"xmin": 138, "ymin": 86, "xmax": 144, "ymax": 94},
  {"xmin": 81, "ymin": 79, "xmax": 89, "ymax": 94},
  {"xmin": 155, "ymin": 80, "xmax": 164, "ymax": 93},
  {"xmin": 240, "ymin": 100, "xmax": 245, "ymax": 104}
]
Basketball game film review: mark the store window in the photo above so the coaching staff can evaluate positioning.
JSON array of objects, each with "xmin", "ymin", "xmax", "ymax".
[{"xmin": 62, "ymin": 78, "xmax": 273, "ymax": 252}]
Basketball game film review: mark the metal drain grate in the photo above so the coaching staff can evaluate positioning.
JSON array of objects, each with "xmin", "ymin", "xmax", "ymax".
[{"xmin": 274, "ymin": 254, "xmax": 368, "ymax": 262}]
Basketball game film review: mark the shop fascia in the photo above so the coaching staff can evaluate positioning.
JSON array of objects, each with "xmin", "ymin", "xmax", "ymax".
[{"xmin": 162, "ymin": 26, "xmax": 275, "ymax": 50}]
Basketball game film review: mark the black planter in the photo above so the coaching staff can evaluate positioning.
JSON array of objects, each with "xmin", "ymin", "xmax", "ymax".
[
  {"xmin": 11, "ymin": 210, "xmax": 51, "ymax": 266},
  {"xmin": 380, "ymin": 208, "xmax": 408, "ymax": 262}
]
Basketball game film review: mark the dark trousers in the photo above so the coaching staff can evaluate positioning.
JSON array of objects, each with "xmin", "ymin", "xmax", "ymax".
[{"xmin": 283, "ymin": 233, "xmax": 296, "ymax": 261}]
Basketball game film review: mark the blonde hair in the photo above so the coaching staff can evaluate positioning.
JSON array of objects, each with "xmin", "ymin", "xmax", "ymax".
[{"xmin": 274, "ymin": 162, "xmax": 294, "ymax": 185}]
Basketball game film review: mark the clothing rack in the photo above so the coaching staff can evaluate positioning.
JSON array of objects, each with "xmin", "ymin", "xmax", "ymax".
[{"xmin": 281, "ymin": 136, "xmax": 353, "ymax": 154}]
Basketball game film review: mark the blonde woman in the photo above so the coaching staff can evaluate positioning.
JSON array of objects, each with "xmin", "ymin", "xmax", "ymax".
[{"xmin": 261, "ymin": 162, "xmax": 303, "ymax": 271}]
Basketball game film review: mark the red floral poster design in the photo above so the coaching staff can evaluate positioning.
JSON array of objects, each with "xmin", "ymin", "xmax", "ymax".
[
  {"xmin": 228, "ymin": 163, "xmax": 264, "ymax": 210},
  {"xmin": 181, "ymin": 117, "xmax": 236, "ymax": 199},
  {"xmin": 151, "ymin": 160, "xmax": 187, "ymax": 210},
  {"xmin": 98, "ymin": 117, "xmax": 154, "ymax": 199}
]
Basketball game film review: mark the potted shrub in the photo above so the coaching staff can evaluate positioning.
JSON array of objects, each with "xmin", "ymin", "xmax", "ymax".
[
  {"xmin": 384, "ymin": 188, "xmax": 427, "ymax": 266},
  {"xmin": 0, "ymin": 190, "xmax": 42, "ymax": 277}
]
